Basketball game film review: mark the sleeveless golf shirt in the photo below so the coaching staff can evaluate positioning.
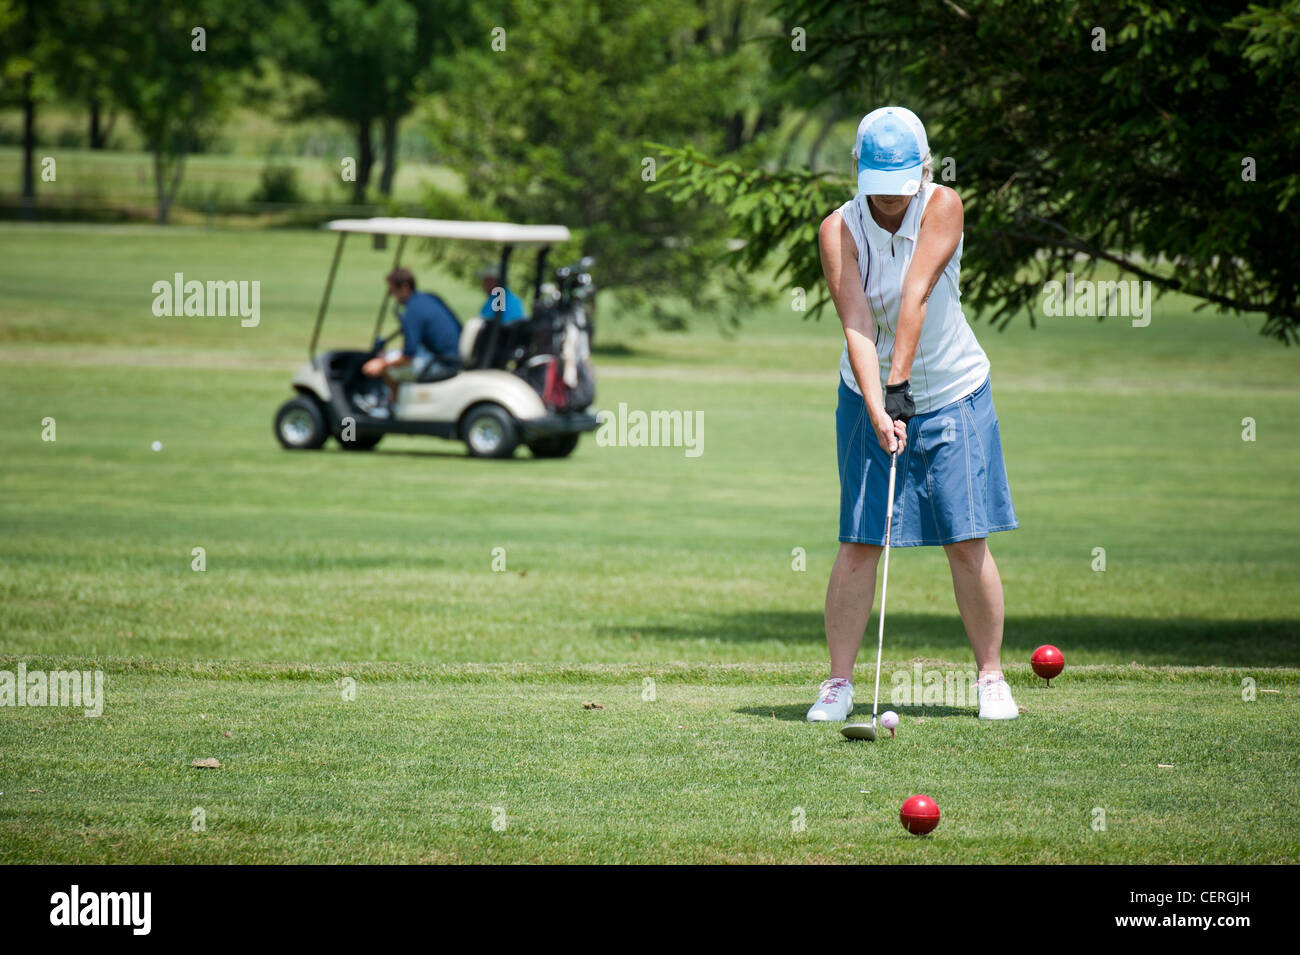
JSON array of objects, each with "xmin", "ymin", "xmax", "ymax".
[{"xmin": 836, "ymin": 183, "xmax": 989, "ymax": 414}]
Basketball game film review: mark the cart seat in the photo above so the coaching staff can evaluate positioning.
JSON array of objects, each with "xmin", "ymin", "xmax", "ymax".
[
  {"xmin": 459, "ymin": 317, "xmax": 484, "ymax": 363},
  {"xmin": 417, "ymin": 360, "xmax": 461, "ymax": 384}
]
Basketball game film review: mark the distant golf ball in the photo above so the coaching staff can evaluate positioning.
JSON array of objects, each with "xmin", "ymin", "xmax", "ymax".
[
  {"xmin": 900, "ymin": 794, "xmax": 940, "ymax": 835},
  {"xmin": 151, "ymin": 441, "xmax": 163, "ymax": 452},
  {"xmin": 1031, "ymin": 644, "xmax": 1065, "ymax": 680},
  {"xmin": 880, "ymin": 711, "xmax": 899, "ymax": 730}
]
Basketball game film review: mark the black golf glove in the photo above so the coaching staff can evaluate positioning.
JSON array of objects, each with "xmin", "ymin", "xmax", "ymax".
[{"xmin": 885, "ymin": 380, "xmax": 915, "ymax": 423}]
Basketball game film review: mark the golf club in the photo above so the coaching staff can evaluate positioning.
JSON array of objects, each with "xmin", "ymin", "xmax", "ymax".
[{"xmin": 842, "ymin": 446, "xmax": 899, "ymax": 741}]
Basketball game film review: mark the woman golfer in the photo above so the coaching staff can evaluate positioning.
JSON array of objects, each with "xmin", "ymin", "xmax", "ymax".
[{"xmin": 807, "ymin": 106, "xmax": 1020, "ymax": 723}]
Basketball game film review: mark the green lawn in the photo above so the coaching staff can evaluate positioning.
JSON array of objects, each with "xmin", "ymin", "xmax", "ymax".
[
  {"xmin": 0, "ymin": 145, "xmax": 458, "ymax": 211},
  {"xmin": 1, "ymin": 222, "xmax": 1298, "ymax": 863}
]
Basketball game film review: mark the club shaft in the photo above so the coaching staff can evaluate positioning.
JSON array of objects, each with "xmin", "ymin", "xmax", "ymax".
[{"xmin": 871, "ymin": 450, "xmax": 898, "ymax": 723}]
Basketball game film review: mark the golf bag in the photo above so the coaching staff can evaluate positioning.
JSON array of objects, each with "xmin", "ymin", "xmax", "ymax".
[
  {"xmin": 513, "ymin": 256, "xmax": 597, "ymax": 411},
  {"xmin": 535, "ymin": 304, "xmax": 594, "ymax": 411}
]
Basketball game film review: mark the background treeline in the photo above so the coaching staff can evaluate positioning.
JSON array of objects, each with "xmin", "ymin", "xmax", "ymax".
[{"xmin": 1, "ymin": 0, "xmax": 1296, "ymax": 335}]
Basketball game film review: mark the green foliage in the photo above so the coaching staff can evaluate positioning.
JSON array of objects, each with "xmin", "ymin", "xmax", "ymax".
[
  {"xmin": 1229, "ymin": 1, "xmax": 1300, "ymax": 215},
  {"xmin": 0, "ymin": 0, "xmax": 95, "ymax": 201},
  {"xmin": 78, "ymin": 0, "xmax": 269, "ymax": 222},
  {"xmin": 428, "ymin": 0, "xmax": 783, "ymax": 329},
  {"xmin": 653, "ymin": 142, "xmax": 850, "ymax": 316},
  {"xmin": 1232, "ymin": 0, "xmax": 1300, "ymax": 76},
  {"xmin": 662, "ymin": 0, "xmax": 1300, "ymax": 340},
  {"xmin": 269, "ymin": 0, "xmax": 477, "ymax": 200},
  {"xmin": 251, "ymin": 161, "xmax": 304, "ymax": 204},
  {"xmin": 274, "ymin": 0, "xmax": 417, "ymax": 120},
  {"xmin": 0, "ymin": 0, "xmax": 31, "ymax": 92}
]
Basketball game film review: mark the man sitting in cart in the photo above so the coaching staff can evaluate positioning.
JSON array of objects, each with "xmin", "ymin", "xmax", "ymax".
[
  {"xmin": 477, "ymin": 263, "xmax": 526, "ymax": 323},
  {"xmin": 361, "ymin": 268, "xmax": 462, "ymax": 410}
]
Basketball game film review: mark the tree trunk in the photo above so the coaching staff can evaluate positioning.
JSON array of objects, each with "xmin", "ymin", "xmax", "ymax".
[
  {"xmin": 154, "ymin": 148, "xmax": 168, "ymax": 225},
  {"xmin": 779, "ymin": 111, "xmax": 813, "ymax": 168},
  {"xmin": 89, "ymin": 96, "xmax": 105, "ymax": 149},
  {"xmin": 21, "ymin": 72, "xmax": 35, "ymax": 219},
  {"xmin": 378, "ymin": 114, "xmax": 399, "ymax": 197},
  {"xmin": 723, "ymin": 112, "xmax": 744, "ymax": 153},
  {"xmin": 153, "ymin": 143, "xmax": 186, "ymax": 225},
  {"xmin": 807, "ymin": 97, "xmax": 842, "ymax": 172},
  {"xmin": 752, "ymin": 107, "xmax": 779, "ymax": 142},
  {"xmin": 353, "ymin": 118, "xmax": 374, "ymax": 204}
]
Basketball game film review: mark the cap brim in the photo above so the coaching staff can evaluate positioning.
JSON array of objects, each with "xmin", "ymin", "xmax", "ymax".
[{"xmin": 857, "ymin": 165, "xmax": 923, "ymax": 197}]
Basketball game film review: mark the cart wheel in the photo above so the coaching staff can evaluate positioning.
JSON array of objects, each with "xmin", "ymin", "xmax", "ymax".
[
  {"xmin": 462, "ymin": 403, "xmax": 519, "ymax": 459},
  {"xmin": 274, "ymin": 397, "xmax": 328, "ymax": 450},
  {"xmin": 528, "ymin": 433, "xmax": 579, "ymax": 458}
]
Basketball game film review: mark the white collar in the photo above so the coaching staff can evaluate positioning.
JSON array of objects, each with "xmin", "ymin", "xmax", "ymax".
[{"xmin": 858, "ymin": 188, "xmax": 924, "ymax": 244}]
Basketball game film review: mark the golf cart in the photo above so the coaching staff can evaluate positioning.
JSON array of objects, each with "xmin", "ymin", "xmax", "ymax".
[{"xmin": 273, "ymin": 217, "xmax": 598, "ymax": 458}]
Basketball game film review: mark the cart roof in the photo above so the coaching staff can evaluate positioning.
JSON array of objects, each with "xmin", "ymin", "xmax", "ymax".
[{"xmin": 325, "ymin": 217, "xmax": 571, "ymax": 244}]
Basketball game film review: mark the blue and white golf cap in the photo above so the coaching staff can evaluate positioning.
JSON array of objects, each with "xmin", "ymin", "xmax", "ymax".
[{"xmin": 854, "ymin": 106, "xmax": 929, "ymax": 197}]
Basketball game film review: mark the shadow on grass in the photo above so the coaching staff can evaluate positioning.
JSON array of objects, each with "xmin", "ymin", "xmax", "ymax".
[
  {"xmin": 737, "ymin": 701, "xmax": 973, "ymax": 722},
  {"xmin": 590, "ymin": 341, "xmax": 709, "ymax": 366},
  {"xmin": 590, "ymin": 342, "xmax": 640, "ymax": 358},
  {"xmin": 368, "ymin": 448, "xmax": 481, "ymax": 460},
  {"xmin": 367, "ymin": 448, "xmax": 569, "ymax": 462},
  {"xmin": 337, "ymin": 443, "xmax": 540, "ymax": 461},
  {"xmin": 599, "ymin": 610, "xmax": 1300, "ymax": 666}
]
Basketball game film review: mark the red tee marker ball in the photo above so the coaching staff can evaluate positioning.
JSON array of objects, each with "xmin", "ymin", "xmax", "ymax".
[
  {"xmin": 1031, "ymin": 644, "xmax": 1065, "ymax": 681},
  {"xmin": 900, "ymin": 794, "xmax": 941, "ymax": 835}
]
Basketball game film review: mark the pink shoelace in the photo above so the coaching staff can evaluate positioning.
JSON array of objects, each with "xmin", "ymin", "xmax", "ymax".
[{"xmin": 819, "ymin": 678, "xmax": 850, "ymax": 703}]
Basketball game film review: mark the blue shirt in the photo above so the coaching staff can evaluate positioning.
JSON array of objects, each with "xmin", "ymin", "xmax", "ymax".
[
  {"xmin": 479, "ymin": 287, "xmax": 526, "ymax": 324},
  {"xmin": 400, "ymin": 291, "xmax": 461, "ymax": 360}
]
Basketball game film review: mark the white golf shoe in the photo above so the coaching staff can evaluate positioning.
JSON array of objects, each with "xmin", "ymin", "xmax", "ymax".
[
  {"xmin": 806, "ymin": 678, "xmax": 854, "ymax": 722},
  {"xmin": 976, "ymin": 673, "xmax": 1019, "ymax": 720}
]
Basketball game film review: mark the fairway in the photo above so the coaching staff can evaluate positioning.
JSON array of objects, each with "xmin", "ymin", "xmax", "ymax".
[{"xmin": 2, "ymin": 222, "xmax": 1299, "ymax": 863}]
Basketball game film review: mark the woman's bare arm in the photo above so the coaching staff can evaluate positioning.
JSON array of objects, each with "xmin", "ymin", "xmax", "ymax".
[
  {"xmin": 819, "ymin": 210, "xmax": 906, "ymax": 452},
  {"xmin": 887, "ymin": 186, "xmax": 963, "ymax": 385}
]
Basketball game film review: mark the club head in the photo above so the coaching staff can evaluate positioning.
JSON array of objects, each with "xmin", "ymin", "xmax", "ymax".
[{"xmin": 841, "ymin": 720, "xmax": 878, "ymax": 741}]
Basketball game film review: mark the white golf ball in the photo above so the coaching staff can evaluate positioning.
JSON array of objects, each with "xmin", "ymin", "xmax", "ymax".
[
  {"xmin": 880, "ymin": 711, "xmax": 899, "ymax": 730},
  {"xmin": 151, "ymin": 441, "xmax": 162, "ymax": 452}
]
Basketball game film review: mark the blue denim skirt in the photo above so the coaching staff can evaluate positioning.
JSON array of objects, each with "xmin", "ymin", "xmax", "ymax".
[{"xmin": 836, "ymin": 376, "xmax": 1018, "ymax": 546}]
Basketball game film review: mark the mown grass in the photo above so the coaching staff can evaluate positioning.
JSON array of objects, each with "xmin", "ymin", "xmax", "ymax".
[
  {"xmin": 2, "ymin": 660, "xmax": 1296, "ymax": 864},
  {"xmin": 0, "ymin": 146, "xmax": 457, "ymax": 207},
  {"xmin": 0, "ymin": 223, "xmax": 1297, "ymax": 862}
]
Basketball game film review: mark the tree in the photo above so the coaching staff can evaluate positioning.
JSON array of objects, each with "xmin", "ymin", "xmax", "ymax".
[
  {"xmin": 271, "ymin": 0, "xmax": 475, "ymax": 203},
  {"xmin": 661, "ymin": 0, "xmax": 1300, "ymax": 341},
  {"xmin": 0, "ymin": 0, "xmax": 61, "ymax": 216},
  {"xmin": 92, "ymin": 0, "xmax": 265, "ymax": 223},
  {"xmin": 46, "ymin": 7, "xmax": 119, "ymax": 150},
  {"xmin": 0, "ymin": 0, "xmax": 125, "ymax": 221},
  {"xmin": 427, "ymin": 0, "xmax": 784, "ymax": 328}
]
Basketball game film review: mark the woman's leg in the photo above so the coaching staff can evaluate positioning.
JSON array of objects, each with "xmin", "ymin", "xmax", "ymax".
[
  {"xmin": 943, "ymin": 538, "xmax": 1004, "ymax": 677},
  {"xmin": 824, "ymin": 542, "xmax": 883, "ymax": 680}
]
